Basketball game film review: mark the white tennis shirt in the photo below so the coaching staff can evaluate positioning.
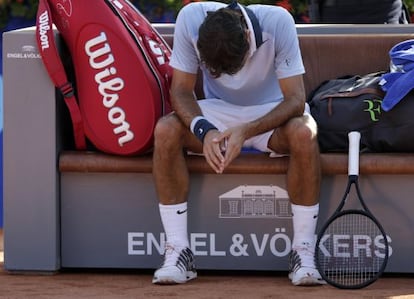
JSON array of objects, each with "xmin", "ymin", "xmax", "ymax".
[{"xmin": 169, "ymin": 1, "xmax": 305, "ymax": 106}]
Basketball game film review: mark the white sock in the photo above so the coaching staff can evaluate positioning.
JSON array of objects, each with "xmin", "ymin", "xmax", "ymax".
[
  {"xmin": 159, "ymin": 202, "xmax": 189, "ymax": 248},
  {"xmin": 291, "ymin": 203, "xmax": 319, "ymax": 249}
]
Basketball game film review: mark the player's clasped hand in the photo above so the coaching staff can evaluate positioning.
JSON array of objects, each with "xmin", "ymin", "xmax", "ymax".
[
  {"xmin": 204, "ymin": 125, "xmax": 247, "ymax": 174},
  {"xmin": 203, "ymin": 130, "xmax": 225, "ymax": 173}
]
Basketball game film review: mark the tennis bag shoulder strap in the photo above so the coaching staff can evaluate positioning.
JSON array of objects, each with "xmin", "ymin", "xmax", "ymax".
[{"xmin": 36, "ymin": 0, "xmax": 172, "ymax": 155}]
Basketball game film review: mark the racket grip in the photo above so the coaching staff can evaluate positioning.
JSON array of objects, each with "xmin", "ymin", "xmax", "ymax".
[{"xmin": 348, "ymin": 131, "xmax": 361, "ymax": 176}]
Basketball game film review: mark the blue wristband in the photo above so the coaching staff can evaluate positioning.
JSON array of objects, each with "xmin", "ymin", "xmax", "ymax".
[{"xmin": 193, "ymin": 118, "xmax": 217, "ymax": 143}]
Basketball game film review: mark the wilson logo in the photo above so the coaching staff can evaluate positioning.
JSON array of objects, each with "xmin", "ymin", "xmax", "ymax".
[
  {"xmin": 85, "ymin": 32, "xmax": 134, "ymax": 147},
  {"xmin": 148, "ymin": 40, "xmax": 165, "ymax": 65},
  {"xmin": 38, "ymin": 10, "xmax": 51, "ymax": 50}
]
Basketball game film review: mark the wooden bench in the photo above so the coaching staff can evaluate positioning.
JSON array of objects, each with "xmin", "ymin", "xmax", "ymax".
[
  {"xmin": 59, "ymin": 32, "xmax": 414, "ymax": 176},
  {"xmin": 4, "ymin": 24, "xmax": 414, "ymax": 273}
]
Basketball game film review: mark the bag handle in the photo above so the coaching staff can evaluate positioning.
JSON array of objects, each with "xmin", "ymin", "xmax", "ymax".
[{"xmin": 36, "ymin": 0, "xmax": 86, "ymax": 150}]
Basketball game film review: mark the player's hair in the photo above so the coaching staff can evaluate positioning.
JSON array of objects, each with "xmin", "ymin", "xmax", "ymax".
[{"xmin": 197, "ymin": 8, "xmax": 249, "ymax": 78}]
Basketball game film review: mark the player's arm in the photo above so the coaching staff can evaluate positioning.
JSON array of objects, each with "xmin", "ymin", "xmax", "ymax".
[
  {"xmin": 169, "ymin": 68, "xmax": 201, "ymax": 127},
  {"xmin": 243, "ymin": 74, "xmax": 306, "ymax": 139},
  {"xmin": 170, "ymin": 68, "xmax": 225, "ymax": 173},
  {"xmin": 217, "ymin": 74, "xmax": 306, "ymax": 168}
]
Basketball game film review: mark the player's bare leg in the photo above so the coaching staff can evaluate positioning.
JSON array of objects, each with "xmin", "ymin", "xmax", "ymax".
[
  {"xmin": 269, "ymin": 115, "xmax": 325, "ymax": 286},
  {"xmin": 152, "ymin": 114, "xmax": 200, "ymax": 284}
]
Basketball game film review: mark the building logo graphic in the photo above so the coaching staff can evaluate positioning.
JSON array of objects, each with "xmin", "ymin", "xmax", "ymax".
[{"xmin": 219, "ymin": 185, "xmax": 291, "ymax": 219}]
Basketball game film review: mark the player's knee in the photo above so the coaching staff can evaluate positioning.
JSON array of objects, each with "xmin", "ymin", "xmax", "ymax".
[
  {"xmin": 154, "ymin": 114, "xmax": 183, "ymax": 148},
  {"xmin": 286, "ymin": 117, "xmax": 318, "ymax": 151}
]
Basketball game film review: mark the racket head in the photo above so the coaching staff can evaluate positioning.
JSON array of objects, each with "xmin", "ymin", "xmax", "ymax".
[{"xmin": 315, "ymin": 209, "xmax": 389, "ymax": 289}]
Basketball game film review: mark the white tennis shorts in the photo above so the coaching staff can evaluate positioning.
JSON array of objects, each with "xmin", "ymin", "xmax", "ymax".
[{"xmin": 198, "ymin": 99, "xmax": 311, "ymax": 153}]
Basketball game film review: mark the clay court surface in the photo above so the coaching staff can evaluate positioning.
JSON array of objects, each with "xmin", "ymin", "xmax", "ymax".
[{"xmin": 1, "ymin": 230, "xmax": 414, "ymax": 299}]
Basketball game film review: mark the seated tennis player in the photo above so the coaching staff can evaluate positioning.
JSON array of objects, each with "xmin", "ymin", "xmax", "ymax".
[{"xmin": 151, "ymin": 0, "xmax": 325, "ymax": 286}]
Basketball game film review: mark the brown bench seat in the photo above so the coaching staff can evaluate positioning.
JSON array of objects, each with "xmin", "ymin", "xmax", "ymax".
[{"xmin": 59, "ymin": 151, "xmax": 414, "ymax": 175}]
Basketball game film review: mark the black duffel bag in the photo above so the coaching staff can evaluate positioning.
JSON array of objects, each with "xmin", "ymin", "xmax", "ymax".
[{"xmin": 308, "ymin": 72, "xmax": 414, "ymax": 152}]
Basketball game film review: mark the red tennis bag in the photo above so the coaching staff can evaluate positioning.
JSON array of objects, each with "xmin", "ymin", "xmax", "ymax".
[{"xmin": 36, "ymin": 0, "xmax": 172, "ymax": 155}]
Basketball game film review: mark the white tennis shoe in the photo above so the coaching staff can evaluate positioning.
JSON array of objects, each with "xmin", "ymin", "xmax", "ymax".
[
  {"xmin": 289, "ymin": 244, "xmax": 326, "ymax": 286},
  {"xmin": 152, "ymin": 243, "xmax": 197, "ymax": 284}
]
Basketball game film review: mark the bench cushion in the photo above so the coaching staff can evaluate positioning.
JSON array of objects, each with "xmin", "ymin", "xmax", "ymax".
[{"xmin": 59, "ymin": 151, "xmax": 414, "ymax": 175}]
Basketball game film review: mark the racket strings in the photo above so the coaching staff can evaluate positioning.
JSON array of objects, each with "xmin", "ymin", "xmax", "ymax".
[{"xmin": 317, "ymin": 212, "xmax": 387, "ymax": 288}]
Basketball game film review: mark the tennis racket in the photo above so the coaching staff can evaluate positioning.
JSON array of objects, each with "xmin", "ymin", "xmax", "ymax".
[{"xmin": 315, "ymin": 131, "xmax": 389, "ymax": 289}]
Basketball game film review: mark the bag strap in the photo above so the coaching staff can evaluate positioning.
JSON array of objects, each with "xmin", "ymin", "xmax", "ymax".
[
  {"xmin": 36, "ymin": 0, "xmax": 86, "ymax": 150},
  {"xmin": 227, "ymin": 0, "xmax": 263, "ymax": 48},
  {"xmin": 107, "ymin": 0, "xmax": 172, "ymax": 85}
]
